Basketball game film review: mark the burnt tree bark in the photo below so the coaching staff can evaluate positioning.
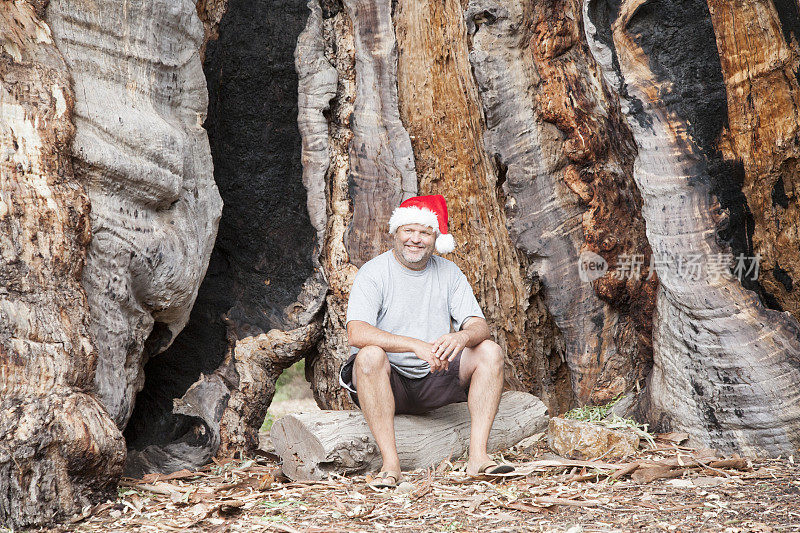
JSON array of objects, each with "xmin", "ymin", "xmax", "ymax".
[{"xmin": 585, "ymin": 0, "xmax": 800, "ymax": 454}]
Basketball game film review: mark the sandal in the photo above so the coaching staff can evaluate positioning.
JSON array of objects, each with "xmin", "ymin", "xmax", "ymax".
[
  {"xmin": 368, "ymin": 470, "xmax": 402, "ymax": 489},
  {"xmin": 474, "ymin": 460, "xmax": 515, "ymax": 476}
]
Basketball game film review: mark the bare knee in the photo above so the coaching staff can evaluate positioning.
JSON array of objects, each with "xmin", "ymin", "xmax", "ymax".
[
  {"xmin": 354, "ymin": 345, "xmax": 390, "ymax": 378},
  {"xmin": 476, "ymin": 340, "xmax": 504, "ymax": 372}
]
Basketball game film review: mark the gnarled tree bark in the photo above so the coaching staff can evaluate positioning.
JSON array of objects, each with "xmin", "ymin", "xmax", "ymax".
[
  {"xmin": 463, "ymin": 0, "xmax": 655, "ymax": 407},
  {"xmin": 0, "ymin": 2, "xmax": 124, "ymax": 528},
  {"xmin": 46, "ymin": 0, "xmax": 223, "ymax": 431},
  {"xmin": 709, "ymin": 0, "xmax": 800, "ymax": 319},
  {"xmin": 585, "ymin": 0, "xmax": 800, "ymax": 454}
]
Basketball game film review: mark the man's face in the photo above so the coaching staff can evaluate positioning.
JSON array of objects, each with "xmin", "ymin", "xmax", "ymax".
[{"xmin": 393, "ymin": 223, "xmax": 436, "ymax": 269}]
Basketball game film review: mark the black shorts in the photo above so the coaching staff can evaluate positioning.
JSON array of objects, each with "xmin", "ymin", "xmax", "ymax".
[{"xmin": 340, "ymin": 352, "xmax": 469, "ymax": 415}]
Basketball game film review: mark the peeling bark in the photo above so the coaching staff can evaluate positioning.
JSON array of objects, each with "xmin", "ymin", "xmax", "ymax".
[
  {"xmin": 342, "ymin": 0, "xmax": 417, "ymax": 265},
  {"xmin": 464, "ymin": 0, "xmax": 655, "ymax": 406},
  {"xmin": 709, "ymin": 0, "xmax": 800, "ymax": 319},
  {"xmin": 303, "ymin": 0, "xmax": 358, "ymax": 410},
  {"xmin": 0, "ymin": 3, "xmax": 124, "ymax": 527},
  {"xmin": 586, "ymin": 0, "xmax": 800, "ymax": 455}
]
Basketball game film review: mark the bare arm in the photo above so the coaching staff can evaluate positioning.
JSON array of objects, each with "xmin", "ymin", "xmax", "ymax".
[
  {"xmin": 347, "ymin": 320, "xmax": 426, "ymax": 352},
  {"xmin": 347, "ymin": 320, "xmax": 446, "ymax": 371},
  {"xmin": 432, "ymin": 316, "xmax": 491, "ymax": 362},
  {"xmin": 458, "ymin": 316, "xmax": 491, "ymax": 347}
]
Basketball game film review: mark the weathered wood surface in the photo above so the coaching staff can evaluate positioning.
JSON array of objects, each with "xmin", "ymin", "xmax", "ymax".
[
  {"xmin": 217, "ymin": 321, "xmax": 323, "ymax": 457},
  {"xmin": 0, "ymin": 2, "xmax": 124, "ymax": 527},
  {"xmin": 124, "ymin": 372, "xmax": 230, "ymax": 479},
  {"xmin": 297, "ymin": 0, "xmax": 357, "ymax": 411},
  {"xmin": 585, "ymin": 0, "xmax": 800, "ymax": 455},
  {"xmin": 464, "ymin": 0, "xmax": 655, "ymax": 406},
  {"xmin": 271, "ymin": 392, "xmax": 548, "ymax": 480},
  {"xmin": 46, "ymin": 0, "xmax": 222, "ymax": 429}
]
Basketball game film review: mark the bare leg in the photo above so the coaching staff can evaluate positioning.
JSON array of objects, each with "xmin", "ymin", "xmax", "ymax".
[
  {"xmin": 458, "ymin": 340, "xmax": 505, "ymax": 475},
  {"xmin": 353, "ymin": 346, "xmax": 401, "ymax": 474}
]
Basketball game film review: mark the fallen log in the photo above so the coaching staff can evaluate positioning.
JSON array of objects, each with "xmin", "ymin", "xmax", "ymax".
[{"xmin": 271, "ymin": 391, "xmax": 548, "ymax": 480}]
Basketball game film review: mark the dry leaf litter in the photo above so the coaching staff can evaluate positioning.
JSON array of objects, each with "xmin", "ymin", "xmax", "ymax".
[{"xmin": 26, "ymin": 431, "xmax": 800, "ymax": 533}]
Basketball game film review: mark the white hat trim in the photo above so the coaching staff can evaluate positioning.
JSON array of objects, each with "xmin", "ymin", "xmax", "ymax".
[
  {"xmin": 435, "ymin": 233, "xmax": 456, "ymax": 254},
  {"xmin": 388, "ymin": 206, "xmax": 441, "ymax": 235}
]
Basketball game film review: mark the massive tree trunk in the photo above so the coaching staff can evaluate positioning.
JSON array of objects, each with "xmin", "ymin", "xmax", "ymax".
[
  {"xmin": 45, "ymin": 0, "xmax": 223, "ymax": 430},
  {"xmin": 461, "ymin": 0, "xmax": 656, "ymax": 406},
  {"xmin": 4, "ymin": 0, "xmax": 800, "ymax": 524},
  {"xmin": 122, "ymin": 0, "xmax": 325, "ymax": 470},
  {"xmin": 3, "ymin": 0, "xmax": 224, "ymax": 523},
  {"xmin": 211, "ymin": 0, "xmax": 798, "ymax": 458},
  {"xmin": 0, "ymin": 2, "xmax": 125, "ymax": 528},
  {"xmin": 584, "ymin": 0, "xmax": 800, "ymax": 454}
]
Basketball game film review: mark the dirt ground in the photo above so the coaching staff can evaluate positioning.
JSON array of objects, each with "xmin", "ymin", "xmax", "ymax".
[
  {"xmin": 26, "ymin": 375, "xmax": 800, "ymax": 533},
  {"xmin": 39, "ymin": 427, "xmax": 800, "ymax": 533}
]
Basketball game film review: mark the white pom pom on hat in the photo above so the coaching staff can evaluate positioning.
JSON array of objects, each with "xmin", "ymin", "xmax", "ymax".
[{"xmin": 388, "ymin": 194, "xmax": 456, "ymax": 254}]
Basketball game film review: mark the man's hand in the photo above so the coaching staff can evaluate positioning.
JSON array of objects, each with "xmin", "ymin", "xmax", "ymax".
[
  {"xmin": 411, "ymin": 339, "xmax": 448, "ymax": 372},
  {"xmin": 432, "ymin": 331, "xmax": 470, "ymax": 364}
]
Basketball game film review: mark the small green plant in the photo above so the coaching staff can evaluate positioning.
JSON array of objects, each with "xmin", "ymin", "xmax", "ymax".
[
  {"xmin": 273, "ymin": 360, "xmax": 305, "ymax": 403},
  {"xmin": 564, "ymin": 395, "xmax": 624, "ymax": 423},
  {"xmin": 601, "ymin": 413, "xmax": 656, "ymax": 447},
  {"xmin": 117, "ymin": 486, "xmax": 137, "ymax": 498},
  {"xmin": 440, "ymin": 520, "xmax": 462, "ymax": 532},
  {"xmin": 261, "ymin": 499, "xmax": 303, "ymax": 510},
  {"xmin": 564, "ymin": 395, "xmax": 656, "ymax": 447},
  {"xmin": 261, "ymin": 412, "xmax": 275, "ymax": 432}
]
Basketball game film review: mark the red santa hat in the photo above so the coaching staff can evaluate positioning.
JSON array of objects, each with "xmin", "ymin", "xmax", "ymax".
[{"xmin": 388, "ymin": 194, "xmax": 456, "ymax": 254}]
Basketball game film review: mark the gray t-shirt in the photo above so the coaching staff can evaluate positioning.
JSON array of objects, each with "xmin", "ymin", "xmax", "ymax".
[{"xmin": 346, "ymin": 250, "xmax": 485, "ymax": 378}]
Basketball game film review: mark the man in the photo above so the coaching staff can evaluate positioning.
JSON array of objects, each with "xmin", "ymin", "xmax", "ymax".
[{"xmin": 339, "ymin": 194, "xmax": 512, "ymax": 488}]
